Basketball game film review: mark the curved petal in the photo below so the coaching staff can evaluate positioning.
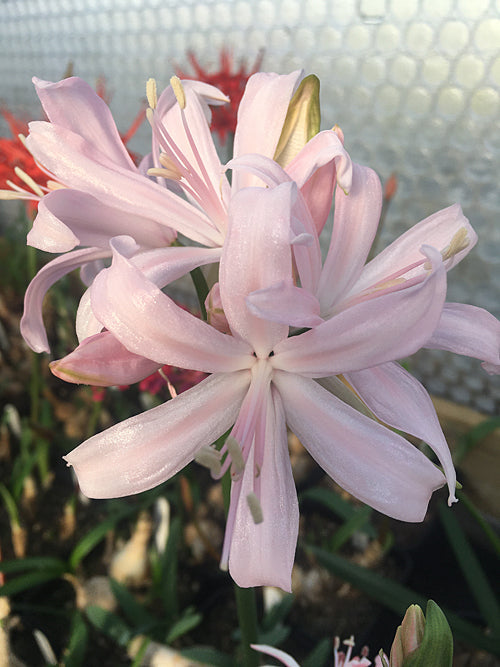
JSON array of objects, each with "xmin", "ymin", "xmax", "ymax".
[
  {"xmin": 350, "ymin": 204, "xmax": 475, "ymax": 298},
  {"xmin": 28, "ymin": 189, "xmax": 176, "ymax": 253},
  {"xmin": 155, "ymin": 79, "xmax": 230, "ymax": 213},
  {"xmin": 75, "ymin": 245, "xmax": 222, "ymax": 344},
  {"xmin": 286, "ymin": 128, "xmax": 353, "ymax": 193},
  {"xmin": 272, "ymin": 247, "xmax": 447, "ymax": 377},
  {"xmin": 233, "ymin": 71, "xmax": 304, "ymax": 190},
  {"xmin": 346, "ymin": 362, "xmax": 457, "ymax": 505},
  {"xmin": 246, "ymin": 280, "xmax": 323, "ymax": 328},
  {"xmin": 33, "ymin": 76, "xmax": 136, "ymax": 171},
  {"xmin": 274, "ymin": 372, "xmax": 446, "ymax": 522},
  {"xmin": 220, "ymin": 184, "xmax": 293, "ymax": 356},
  {"xmin": 131, "ymin": 245, "xmax": 222, "ymax": 288},
  {"xmin": 425, "ymin": 302, "xmax": 500, "ymax": 374},
  {"xmin": 317, "ymin": 164, "xmax": 382, "ymax": 312},
  {"xmin": 20, "ymin": 247, "xmax": 110, "ymax": 353},
  {"xmin": 227, "ymin": 155, "xmax": 322, "ymax": 295},
  {"xmin": 227, "ymin": 386, "xmax": 299, "ymax": 591},
  {"xmin": 26, "ymin": 122, "xmax": 220, "ymax": 247},
  {"xmin": 51, "ymin": 331, "xmax": 161, "ymax": 386},
  {"xmin": 91, "ymin": 237, "xmax": 253, "ymax": 373},
  {"xmin": 76, "ymin": 287, "xmax": 103, "ymax": 342},
  {"xmin": 64, "ymin": 371, "xmax": 250, "ymax": 498},
  {"xmin": 251, "ymin": 645, "xmax": 300, "ymax": 667}
]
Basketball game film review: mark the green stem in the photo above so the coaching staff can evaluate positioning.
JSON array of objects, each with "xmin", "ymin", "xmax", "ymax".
[
  {"xmin": 221, "ymin": 468, "xmax": 259, "ymax": 666},
  {"xmin": 189, "ymin": 266, "xmax": 209, "ymax": 320},
  {"xmin": 234, "ymin": 584, "xmax": 259, "ymax": 667}
]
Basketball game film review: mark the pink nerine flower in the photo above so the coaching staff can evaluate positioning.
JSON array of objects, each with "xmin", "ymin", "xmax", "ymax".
[
  {"xmin": 20, "ymin": 71, "xmax": 350, "ymax": 356},
  {"xmin": 62, "ymin": 181, "xmax": 449, "ymax": 591},
  {"xmin": 252, "ymin": 636, "xmax": 374, "ymax": 666}
]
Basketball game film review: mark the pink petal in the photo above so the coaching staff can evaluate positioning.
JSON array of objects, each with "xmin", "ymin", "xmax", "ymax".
[
  {"xmin": 26, "ymin": 122, "xmax": 220, "ymax": 247},
  {"xmin": 318, "ymin": 164, "xmax": 382, "ymax": 312},
  {"xmin": 286, "ymin": 129, "xmax": 353, "ymax": 234},
  {"xmin": 219, "ymin": 184, "xmax": 293, "ymax": 356},
  {"xmin": 21, "ymin": 247, "xmax": 109, "ymax": 353},
  {"xmin": 64, "ymin": 371, "xmax": 250, "ymax": 498},
  {"xmin": 346, "ymin": 362, "xmax": 457, "ymax": 505},
  {"xmin": 33, "ymin": 76, "xmax": 136, "ymax": 171},
  {"xmin": 155, "ymin": 79, "xmax": 230, "ymax": 216},
  {"xmin": 131, "ymin": 244, "xmax": 222, "ymax": 288},
  {"xmin": 75, "ymin": 287, "xmax": 103, "ymax": 342},
  {"xmin": 233, "ymin": 71, "xmax": 304, "ymax": 190},
  {"xmin": 28, "ymin": 189, "xmax": 176, "ymax": 253},
  {"xmin": 91, "ymin": 237, "xmax": 253, "ymax": 373},
  {"xmin": 272, "ymin": 247, "xmax": 447, "ymax": 376},
  {"xmin": 51, "ymin": 331, "xmax": 161, "ymax": 386},
  {"xmin": 75, "ymin": 245, "xmax": 221, "ymax": 343},
  {"xmin": 251, "ymin": 645, "xmax": 300, "ymax": 667},
  {"xmin": 350, "ymin": 204, "xmax": 475, "ymax": 298},
  {"xmin": 227, "ymin": 154, "xmax": 322, "ymax": 295},
  {"xmin": 227, "ymin": 387, "xmax": 299, "ymax": 591},
  {"xmin": 274, "ymin": 372, "xmax": 446, "ymax": 521},
  {"xmin": 246, "ymin": 280, "xmax": 323, "ymax": 328},
  {"xmin": 425, "ymin": 302, "xmax": 500, "ymax": 374}
]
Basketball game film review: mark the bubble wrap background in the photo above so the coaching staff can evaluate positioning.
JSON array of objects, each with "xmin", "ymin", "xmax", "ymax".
[{"xmin": 1, "ymin": 0, "xmax": 499, "ymax": 413}]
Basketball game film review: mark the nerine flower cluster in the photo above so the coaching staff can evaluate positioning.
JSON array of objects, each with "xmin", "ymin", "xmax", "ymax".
[{"xmin": 5, "ymin": 70, "xmax": 499, "ymax": 592}]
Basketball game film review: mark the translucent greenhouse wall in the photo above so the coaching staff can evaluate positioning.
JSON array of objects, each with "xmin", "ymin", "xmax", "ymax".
[{"xmin": 1, "ymin": 0, "xmax": 499, "ymax": 413}]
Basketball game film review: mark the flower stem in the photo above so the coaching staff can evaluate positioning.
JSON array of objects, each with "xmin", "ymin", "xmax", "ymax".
[
  {"xmin": 189, "ymin": 265, "xmax": 209, "ymax": 320},
  {"xmin": 234, "ymin": 583, "xmax": 259, "ymax": 667}
]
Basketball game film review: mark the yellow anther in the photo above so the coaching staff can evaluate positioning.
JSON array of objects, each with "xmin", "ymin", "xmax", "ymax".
[
  {"xmin": 0, "ymin": 189, "xmax": 25, "ymax": 200},
  {"xmin": 18, "ymin": 133, "xmax": 28, "ymax": 148},
  {"xmin": 158, "ymin": 152, "xmax": 183, "ymax": 179},
  {"xmin": 226, "ymin": 435, "xmax": 244, "ymax": 474},
  {"xmin": 14, "ymin": 167, "xmax": 44, "ymax": 197},
  {"xmin": 170, "ymin": 75, "xmax": 186, "ymax": 110},
  {"xmin": 246, "ymin": 492, "xmax": 264, "ymax": 524},
  {"xmin": 147, "ymin": 166, "xmax": 182, "ymax": 181},
  {"xmin": 442, "ymin": 227, "xmax": 469, "ymax": 261},
  {"xmin": 146, "ymin": 77, "xmax": 158, "ymax": 109},
  {"xmin": 46, "ymin": 180, "xmax": 66, "ymax": 191}
]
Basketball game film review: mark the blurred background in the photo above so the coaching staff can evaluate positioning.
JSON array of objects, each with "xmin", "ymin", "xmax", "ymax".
[{"xmin": 1, "ymin": 0, "xmax": 499, "ymax": 410}]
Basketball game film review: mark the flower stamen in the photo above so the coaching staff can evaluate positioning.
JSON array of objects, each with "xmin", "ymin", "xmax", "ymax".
[
  {"xmin": 226, "ymin": 435, "xmax": 245, "ymax": 479},
  {"xmin": 170, "ymin": 75, "xmax": 186, "ymax": 110},
  {"xmin": 146, "ymin": 77, "xmax": 158, "ymax": 109},
  {"xmin": 246, "ymin": 492, "xmax": 264, "ymax": 524},
  {"xmin": 14, "ymin": 166, "xmax": 44, "ymax": 196}
]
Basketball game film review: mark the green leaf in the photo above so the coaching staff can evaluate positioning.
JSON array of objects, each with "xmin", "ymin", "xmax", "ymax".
[
  {"xmin": 160, "ymin": 515, "xmax": 181, "ymax": 621},
  {"xmin": 63, "ymin": 612, "xmax": 89, "ymax": 667},
  {"xmin": 180, "ymin": 646, "xmax": 234, "ymax": 667},
  {"xmin": 166, "ymin": 609, "xmax": 203, "ymax": 643},
  {"xmin": 0, "ymin": 570, "xmax": 63, "ymax": 597},
  {"xmin": 0, "ymin": 556, "xmax": 66, "ymax": 575},
  {"xmin": 85, "ymin": 605, "xmax": 132, "ymax": 647},
  {"xmin": 110, "ymin": 579, "xmax": 156, "ymax": 630},
  {"xmin": 453, "ymin": 416, "xmax": 500, "ymax": 466},
  {"xmin": 261, "ymin": 594, "xmax": 294, "ymax": 632},
  {"xmin": 130, "ymin": 637, "xmax": 151, "ymax": 667},
  {"xmin": 458, "ymin": 490, "xmax": 500, "ymax": 558},
  {"xmin": 302, "ymin": 637, "xmax": 332, "ymax": 667},
  {"xmin": 257, "ymin": 624, "xmax": 290, "ymax": 647},
  {"xmin": 307, "ymin": 545, "xmax": 500, "ymax": 655},
  {"xmin": 438, "ymin": 503, "xmax": 500, "ymax": 636},
  {"xmin": 404, "ymin": 601, "xmax": 453, "ymax": 667},
  {"xmin": 330, "ymin": 505, "xmax": 373, "ymax": 552},
  {"xmin": 300, "ymin": 487, "xmax": 376, "ymax": 538},
  {"xmin": 69, "ymin": 505, "xmax": 135, "ymax": 570}
]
